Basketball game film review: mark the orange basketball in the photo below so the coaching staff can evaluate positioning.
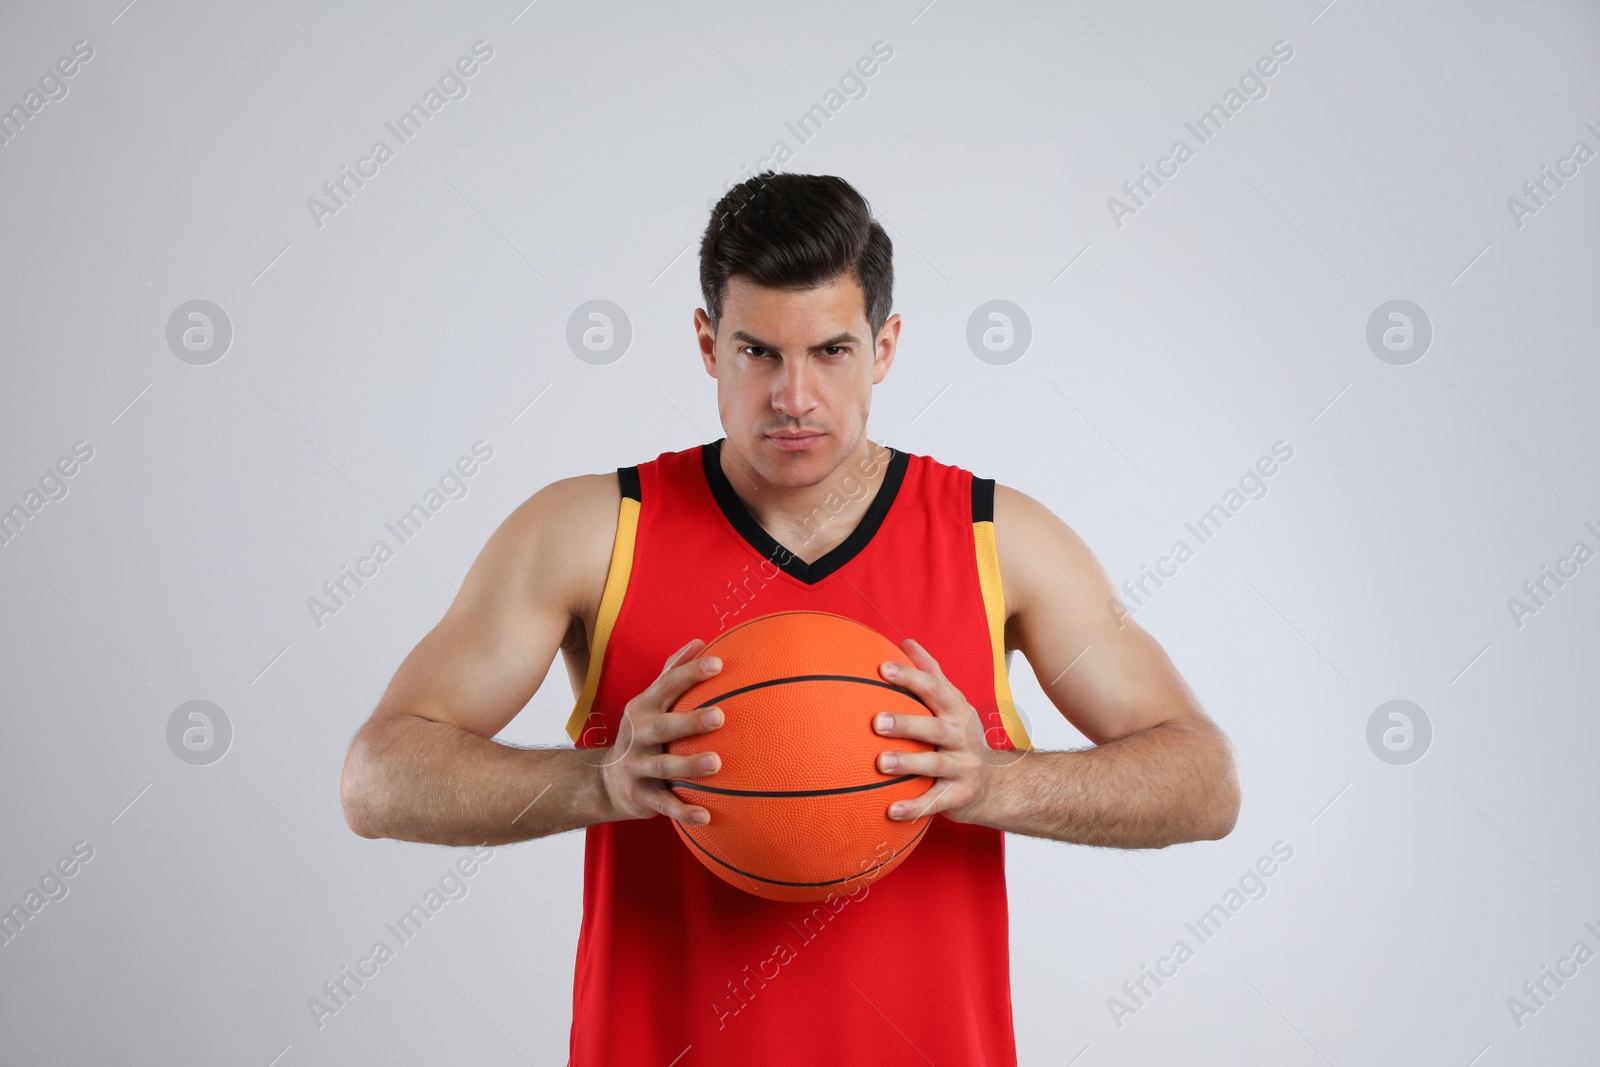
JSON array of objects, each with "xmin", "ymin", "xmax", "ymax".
[{"xmin": 666, "ymin": 610, "xmax": 936, "ymax": 903}]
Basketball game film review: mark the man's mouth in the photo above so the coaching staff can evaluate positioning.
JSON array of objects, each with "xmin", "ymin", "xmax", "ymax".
[{"xmin": 765, "ymin": 431, "xmax": 825, "ymax": 451}]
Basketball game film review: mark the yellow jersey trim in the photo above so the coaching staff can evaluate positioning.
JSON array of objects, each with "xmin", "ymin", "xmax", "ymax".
[
  {"xmin": 564, "ymin": 495, "xmax": 641, "ymax": 743},
  {"xmin": 974, "ymin": 518, "xmax": 1033, "ymax": 751}
]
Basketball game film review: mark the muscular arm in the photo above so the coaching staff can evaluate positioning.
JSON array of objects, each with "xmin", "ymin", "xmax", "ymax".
[
  {"xmin": 974, "ymin": 485, "xmax": 1240, "ymax": 849},
  {"xmin": 339, "ymin": 475, "xmax": 625, "ymax": 846}
]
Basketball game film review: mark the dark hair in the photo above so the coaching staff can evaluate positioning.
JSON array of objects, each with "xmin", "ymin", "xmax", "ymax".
[{"xmin": 698, "ymin": 171, "xmax": 894, "ymax": 340}]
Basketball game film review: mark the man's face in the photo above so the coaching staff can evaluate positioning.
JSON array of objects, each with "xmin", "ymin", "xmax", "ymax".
[{"xmin": 695, "ymin": 272, "xmax": 900, "ymax": 486}]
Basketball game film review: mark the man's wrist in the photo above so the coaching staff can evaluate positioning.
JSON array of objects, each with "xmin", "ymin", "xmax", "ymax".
[
  {"xmin": 961, "ymin": 749, "xmax": 1060, "ymax": 834},
  {"xmin": 571, "ymin": 747, "xmax": 626, "ymax": 826},
  {"xmin": 954, "ymin": 757, "xmax": 1014, "ymax": 829}
]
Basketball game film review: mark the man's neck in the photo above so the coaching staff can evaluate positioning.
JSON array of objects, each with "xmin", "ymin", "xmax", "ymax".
[{"xmin": 718, "ymin": 436, "xmax": 894, "ymax": 565}]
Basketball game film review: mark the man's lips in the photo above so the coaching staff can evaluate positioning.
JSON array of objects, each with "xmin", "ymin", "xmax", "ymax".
[{"xmin": 765, "ymin": 431, "xmax": 825, "ymax": 450}]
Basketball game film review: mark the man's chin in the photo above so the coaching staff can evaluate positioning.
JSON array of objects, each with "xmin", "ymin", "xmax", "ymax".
[{"xmin": 745, "ymin": 435, "xmax": 835, "ymax": 487}]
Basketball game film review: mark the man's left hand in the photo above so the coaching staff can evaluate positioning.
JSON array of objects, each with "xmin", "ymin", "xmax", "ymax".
[{"xmin": 874, "ymin": 637, "xmax": 996, "ymax": 825}]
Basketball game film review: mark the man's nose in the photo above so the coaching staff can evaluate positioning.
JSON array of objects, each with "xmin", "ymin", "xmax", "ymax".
[{"xmin": 773, "ymin": 358, "xmax": 819, "ymax": 417}]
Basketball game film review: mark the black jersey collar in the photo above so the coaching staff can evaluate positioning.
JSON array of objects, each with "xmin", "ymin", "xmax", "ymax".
[{"xmin": 700, "ymin": 438, "xmax": 908, "ymax": 585}]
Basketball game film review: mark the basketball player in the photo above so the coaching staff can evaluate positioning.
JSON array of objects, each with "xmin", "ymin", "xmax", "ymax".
[{"xmin": 340, "ymin": 172, "xmax": 1240, "ymax": 1065}]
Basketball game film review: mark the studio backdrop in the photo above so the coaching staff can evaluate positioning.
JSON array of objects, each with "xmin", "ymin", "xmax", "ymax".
[{"xmin": 1, "ymin": 1, "xmax": 1597, "ymax": 1064}]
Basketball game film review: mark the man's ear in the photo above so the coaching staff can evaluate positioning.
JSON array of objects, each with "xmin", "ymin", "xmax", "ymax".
[
  {"xmin": 871, "ymin": 313, "xmax": 901, "ymax": 384},
  {"xmin": 694, "ymin": 308, "xmax": 718, "ymax": 377}
]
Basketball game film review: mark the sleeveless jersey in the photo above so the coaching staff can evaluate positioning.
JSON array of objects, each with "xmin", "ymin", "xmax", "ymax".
[{"xmin": 562, "ymin": 438, "xmax": 1033, "ymax": 1066}]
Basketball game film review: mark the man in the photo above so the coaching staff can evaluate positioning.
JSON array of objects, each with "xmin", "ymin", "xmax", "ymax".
[{"xmin": 340, "ymin": 172, "xmax": 1239, "ymax": 1065}]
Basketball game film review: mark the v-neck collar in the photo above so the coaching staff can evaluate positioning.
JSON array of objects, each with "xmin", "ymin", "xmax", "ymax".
[{"xmin": 700, "ymin": 438, "xmax": 909, "ymax": 585}]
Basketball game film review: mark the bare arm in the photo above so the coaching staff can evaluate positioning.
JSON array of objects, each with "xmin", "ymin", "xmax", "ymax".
[
  {"xmin": 964, "ymin": 729, "xmax": 1232, "ymax": 849},
  {"xmin": 339, "ymin": 475, "xmax": 728, "ymax": 846},
  {"xmin": 980, "ymin": 484, "xmax": 1239, "ymax": 848},
  {"xmin": 868, "ymin": 484, "xmax": 1239, "ymax": 849}
]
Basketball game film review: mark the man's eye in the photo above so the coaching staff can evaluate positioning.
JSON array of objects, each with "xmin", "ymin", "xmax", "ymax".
[{"xmin": 740, "ymin": 346, "xmax": 847, "ymax": 357}]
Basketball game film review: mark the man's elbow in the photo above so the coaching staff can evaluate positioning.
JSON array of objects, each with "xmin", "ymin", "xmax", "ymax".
[
  {"xmin": 1200, "ymin": 738, "xmax": 1242, "ymax": 841},
  {"xmin": 1202, "ymin": 782, "xmax": 1241, "ymax": 841},
  {"xmin": 340, "ymin": 733, "xmax": 386, "ymax": 839}
]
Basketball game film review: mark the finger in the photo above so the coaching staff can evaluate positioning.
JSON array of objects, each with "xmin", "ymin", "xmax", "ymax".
[
  {"xmin": 645, "ymin": 650, "xmax": 724, "ymax": 711},
  {"xmin": 877, "ymin": 749, "xmax": 957, "ymax": 778},
  {"xmin": 901, "ymin": 637, "xmax": 945, "ymax": 675},
  {"xmin": 882, "ymin": 657, "xmax": 964, "ymax": 716},
  {"xmin": 640, "ymin": 779, "xmax": 711, "ymax": 825},
  {"xmin": 663, "ymin": 637, "xmax": 706, "ymax": 672},
  {"xmin": 888, "ymin": 779, "xmax": 956, "ymax": 821},
  {"xmin": 872, "ymin": 710, "xmax": 955, "ymax": 746},
  {"xmin": 638, "ymin": 748, "xmax": 722, "ymax": 782},
  {"xmin": 641, "ymin": 704, "xmax": 725, "ymax": 747},
  {"xmin": 613, "ymin": 698, "xmax": 716, "ymax": 763},
  {"xmin": 880, "ymin": 657, "xmax": 931, "ymax": 694}
]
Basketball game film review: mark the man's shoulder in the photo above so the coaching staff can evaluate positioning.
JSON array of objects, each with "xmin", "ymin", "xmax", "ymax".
[
  {"xmin": 988, "ymin": 481, "xmax": 1104, "ymax": 623},
  {"xmin": 990, "ymin": 481, "xmax": 1044, "ymax": 522},
  {"xmin": 515, "ymin": 438, "xmax": 706, "ymax": 534},
  {"xmin": 990, "ymin": 481, "xmax": 1093, "ymax": 558},
  {"xmin": 904, "ymin": 447, "xmax": 1002, "ymax": 493},
  {"xmin": 483, "ymin": 471, "xmax": 623, "ymax": 616},
  {"xmin": 903, "ymin": 451, "xmax": 1024, "ymax": 526},
  {"xmin": 510, "ymin": 470, "xmax": 621, "ymax": 531}
]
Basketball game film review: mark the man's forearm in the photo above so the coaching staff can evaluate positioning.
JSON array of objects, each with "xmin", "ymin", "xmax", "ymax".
[
  {"xmin": 343, "ymin": 716, "xmax": 621, "ymax": 846},
  {"xmin": 968, "ymin": 719, "xmax": 1239, "ymax": 848}
]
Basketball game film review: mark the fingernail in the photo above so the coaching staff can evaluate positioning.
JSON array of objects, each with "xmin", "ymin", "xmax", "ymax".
[
  {"xmin": 881, "ymin": 752, "xmax": 899, "ymax": 771},
  {"xmin": 702, "ymin": 708, "xmax": 723, "ymax": 727},
  {"xmin": 697, "ymin": 755, "xmax": 717, "ymax": 772},
  {"xmin": 703, "ymin": 656, "xmax": 722, "ymax": 671},
  {"xmin": 882, "ymin": 662, "xmax": 899, "ymax": 677},
  {"xmin": 889, "ymin": 804, "xmax": 905, "ymax": 818},
  {"xmin": 691, "ymin": 810, "xmax": 709, "ymax": 824},
  {"xmin": 875, "ymin": 713, "xmax": 893, "ymax": 732}
]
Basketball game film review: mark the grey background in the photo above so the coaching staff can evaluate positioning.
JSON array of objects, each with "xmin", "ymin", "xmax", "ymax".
[{"xmin": 2, "ymin": 0, "xmax": 1597, "ymax": 1064}]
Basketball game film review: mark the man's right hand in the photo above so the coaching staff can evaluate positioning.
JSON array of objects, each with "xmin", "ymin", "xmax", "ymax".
[{"xmin": 598, "ymin": 638, "xmax": 726, "ymax": 826}]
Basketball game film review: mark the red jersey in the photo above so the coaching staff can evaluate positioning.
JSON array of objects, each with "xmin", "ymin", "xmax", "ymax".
[{"xmin": 563, "ymin": 438, "xmax": 1033, "ymax": 1066}]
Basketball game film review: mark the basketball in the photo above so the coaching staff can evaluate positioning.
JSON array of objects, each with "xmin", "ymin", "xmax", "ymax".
[{"xmin": 665, "ymin": 610, "xmax": 936, "ymax": 903}]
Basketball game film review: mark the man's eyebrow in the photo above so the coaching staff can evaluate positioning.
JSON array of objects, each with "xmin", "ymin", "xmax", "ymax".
[{"xmin": 728, "ymin": 330, "xmax": 863, "ymax": 350}]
